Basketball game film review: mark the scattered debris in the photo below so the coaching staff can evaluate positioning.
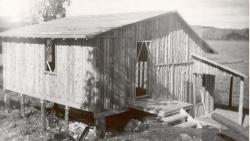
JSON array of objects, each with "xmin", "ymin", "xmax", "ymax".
[
  {"xmin": 68, "ymin": 121, "xmax": 96, "ymax": 140},
  {"xmin": 124, "ymin": 119, "xmax": 147, "ymax": 133},
  {"xmin": 54, "ymin": 132, "xmax": 75, "ymax": 141},
  {"xmin": 85, "ymin": 128, "xmax": 96, "ymax": 140},
  {"xmin": 48, "ymin": 112, "xmax": 59, "ymax": 128},
  {"xmin": 69, "ymin": 122, "xmax": 88, "ymax": 139},
  {"xmin": 25, "ymin": 107, "xmax": 37, "ymax": 117},
  {"xmin": 10, "ymin": 109, "xmax": 21, "ymax": 120}
]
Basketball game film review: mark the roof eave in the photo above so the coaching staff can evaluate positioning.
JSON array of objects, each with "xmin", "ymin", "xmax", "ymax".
[{"xmin": 191, "ymin": 53, "xmax": 247, "ymax": 79}]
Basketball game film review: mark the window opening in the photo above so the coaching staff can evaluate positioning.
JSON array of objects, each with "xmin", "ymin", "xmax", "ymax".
[{"xmin": 45, "ymin": 39, "xmax": 55, "ymax": 72}]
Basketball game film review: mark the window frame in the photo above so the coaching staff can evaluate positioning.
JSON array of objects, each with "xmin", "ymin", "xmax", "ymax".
[{"xmin": 44, "ymin": 38, "xmax": 57, "ymax": 75}]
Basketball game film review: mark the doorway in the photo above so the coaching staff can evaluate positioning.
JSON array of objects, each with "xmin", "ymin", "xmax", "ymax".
[{"xmin": 136, "ymin": 41, "xmax": 150, "ymax": 97}]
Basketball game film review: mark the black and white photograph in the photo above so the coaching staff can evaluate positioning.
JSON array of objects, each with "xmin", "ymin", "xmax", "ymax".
[{"xmin": 0, "ymin": 0, "xmax": 248, "ymax": 140}]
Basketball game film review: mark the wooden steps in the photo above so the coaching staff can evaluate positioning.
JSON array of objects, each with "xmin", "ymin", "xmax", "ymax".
[
  {"xmin": 129, "ymin": 100, "xmax": 193, "ymax": 116},
  {"xmin": 174, "ymin": 122, "xmax": 197, "ymax": 128},
  {"xmin": 156, "ymin": 108, "xmax": 198, "ymax": 128},
  {"xmin": 130, "ymin": 99, "xmax": 198, "ymax": 129}
]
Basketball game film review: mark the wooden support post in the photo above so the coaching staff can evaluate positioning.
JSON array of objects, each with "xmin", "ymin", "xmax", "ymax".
[
  {"xmin": 238, "ymin": 78, "xmax": 244, "ymax": 125},
  {"xmin": 201, "ymin": 75, "xmax": 207, "ymax": 115},
  {"xmin": 170, "ymin": 66, "xmax": 174, "ymax": 101},
  {"xmin": 20, "ymin": 94, "xmax": 25, "ymax": 117},
  {"xmin": 138, "ymin": 62, "xmax": 141, "ymax": 87},
  {"xmin": 201, "ymin": 87, "xmax": 207, "ymax": 115},
  {"xmin": 192, "ymin": 74, "xmax": 197, "ymax": 117},
  {"xmin": 95, "ymin": 117, "xmax": 106, "ymax": 138},
  {"xmin": 3, "ymin": 89, "xmax": 9, "ymax": 113},
  {"xmin": 94, "ymin": 113, "xmax": 107, "ymax": 139},
  {"xmin": 229, "ymin": 76, "xmax": 233, "ymax": 107},
  {"xmin": 65, "ymin": 105, "xmax": 70, "ymax": 131},
  {"xmin": 41, "ymin": 99, "xmax": 46, "ymax": 131}
]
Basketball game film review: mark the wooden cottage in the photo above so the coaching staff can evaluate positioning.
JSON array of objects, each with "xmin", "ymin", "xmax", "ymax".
[{"xmin": 0, "ymin": 11, "xmax": 247, "ymax": 132}]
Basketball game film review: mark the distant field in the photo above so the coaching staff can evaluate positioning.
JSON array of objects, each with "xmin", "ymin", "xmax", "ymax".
[{"xmin": 207, "ymin": 40, "xmax": 249, "ymax": 108}]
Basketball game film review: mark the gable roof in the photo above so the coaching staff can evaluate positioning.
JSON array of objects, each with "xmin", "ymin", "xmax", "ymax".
[
  {"xmin": 0, "ymin": 11, "xmax": 216, "ymax": 53},
  {"xmin": 0, "ymin": 11, "xmax": 168, "ymax": 39}
]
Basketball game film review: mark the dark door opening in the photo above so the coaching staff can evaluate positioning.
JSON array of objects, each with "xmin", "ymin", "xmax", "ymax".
[{"xmin": 136, "ymin": 41, "xmax": 150, "ymax": 97}]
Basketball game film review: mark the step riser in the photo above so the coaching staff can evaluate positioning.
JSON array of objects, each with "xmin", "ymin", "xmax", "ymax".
[
  {"xmin": 161, "ymin": 113, "xmax": 187, "ymax": 123},
  {"xmin": 168, "ymin": 119, "xmax": 186, "ymax": 126},
  {"xmin": 158, "ymin": 107, "xmax": 193, "ymax": 118},
  {"xmin": 159, "ymin": 110, "xmax": 180, "ymax": 118}
]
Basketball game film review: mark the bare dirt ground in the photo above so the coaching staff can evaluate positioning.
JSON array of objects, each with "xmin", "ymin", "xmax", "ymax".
[
  {"xmin": 0, "ymin": 107, "xmax": 238, "ymax": 141},
  {"xmin": 0, "ymin": 93, "xmax": 72, "ymax": 141},
  {"xmin": 0, "ymin": 108, "xmax": 55, "ymax": 141}
]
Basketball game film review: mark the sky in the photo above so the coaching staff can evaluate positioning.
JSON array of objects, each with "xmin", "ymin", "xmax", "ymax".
[{"xmin": 0, "ymin": 0, "xmax": 249, "ymax": 28}]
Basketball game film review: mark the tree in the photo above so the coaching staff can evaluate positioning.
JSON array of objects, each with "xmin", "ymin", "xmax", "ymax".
[{"xmin": 31, "ymin": 0, "xmax": 70, "ymax": 24}]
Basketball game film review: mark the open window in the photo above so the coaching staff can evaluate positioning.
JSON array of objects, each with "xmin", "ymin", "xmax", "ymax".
[
  {"xmin": 136, "ymin": 41, "xmax": 150, "ymax": 97},
  {"xmin": 45, "ymin": 39, "xmax": 56, "ymax": 73}
]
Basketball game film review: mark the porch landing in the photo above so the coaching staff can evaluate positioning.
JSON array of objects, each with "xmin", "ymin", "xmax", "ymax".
[{"xmin": 129, "ymin": 98, "xmax": 193, "ymax": 116}]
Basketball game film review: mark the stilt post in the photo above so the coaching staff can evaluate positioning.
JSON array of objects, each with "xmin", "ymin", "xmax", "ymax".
[
  {"xmin": 94, "ymin": 112, "xmax": 107, "ymax": 139},
  {"xmin": 41, "ymin": 99, "xmax": 46, "ymax": 131},
  {"xmin": 229, "ymin": 76, "xmax": 233, "ymax": 107},
  {"xmin": 192, "ymin": 74, "xmax": 197, "ymax": 117},
  {"xmin": 20, "ymin": 94, "xmax": 25, "ymax": 117},
  {"xmin": 65, "ymin": 105, "xmax": 70, "ymax": 131},
  {"xmin": 170, "ymin": 66, "xmax": 174, "ymax": 101},
  {"xmin": 3, "ymin": 89, "xmax": 9, "ymax": 113},
  {"xmin": 238, "ymin": 78, "xmax": 244, "ymax": 125}
]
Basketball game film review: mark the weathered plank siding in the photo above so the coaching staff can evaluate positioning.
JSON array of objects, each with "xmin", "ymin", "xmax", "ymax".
[
  {"xmin": 2, "ymin": 40, "xmax": 100, "ymax": 111},
  {"xmin": 3, "ymin": 41, "xmax": 45, "ymax": 98},
  {"xmin": 97, "ymin": 37, "xmax": 136, "ymax": 111},
  {"xmin": 2, "ymin": 37, "xmax": 135, "ymax": 112},
  {"xmin": 98, "ymin": 13, "xmax": 207, "ymax": 103}
]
